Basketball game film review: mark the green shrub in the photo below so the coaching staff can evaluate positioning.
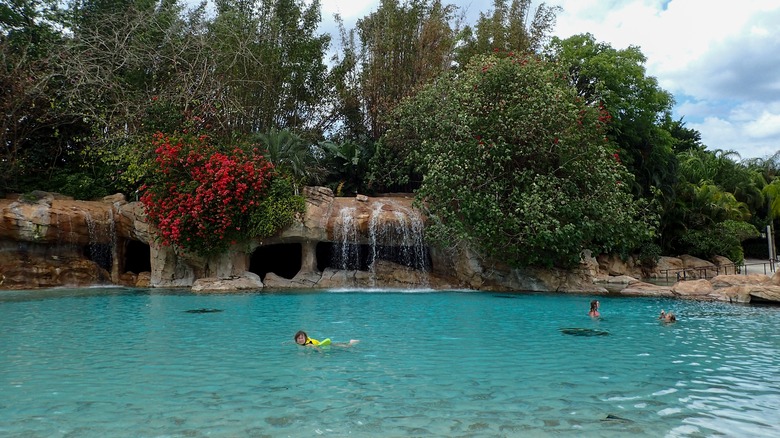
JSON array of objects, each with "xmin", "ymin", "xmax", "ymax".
[
  {"xmin": 681, "ymin": 220, "xmax": 759, "ymax": 264},
  {"xmin": 384, "ymin": 53, "xmax": 658, "ymax": 268}
]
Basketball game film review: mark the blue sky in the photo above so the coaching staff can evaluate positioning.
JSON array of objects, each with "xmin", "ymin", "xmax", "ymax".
[{"xmin": 319, "ymin": 0, "xmax": 780, "ymax": 160}]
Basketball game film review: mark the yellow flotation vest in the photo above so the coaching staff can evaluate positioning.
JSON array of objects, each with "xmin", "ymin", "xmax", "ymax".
[{"xmin": 304, "ymin": 337, "xmax": 331, "ymax": 346}]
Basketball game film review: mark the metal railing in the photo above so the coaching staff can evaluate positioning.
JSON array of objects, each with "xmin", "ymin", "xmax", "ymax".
[{"xmin": 658, "ymin": 260, "xmax": 777, "ymax": 282}]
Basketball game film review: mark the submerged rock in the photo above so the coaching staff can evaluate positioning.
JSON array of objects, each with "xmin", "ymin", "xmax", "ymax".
[{"xmin": 559, "ymin": 328, "xmax": 609, "ymax": 336}]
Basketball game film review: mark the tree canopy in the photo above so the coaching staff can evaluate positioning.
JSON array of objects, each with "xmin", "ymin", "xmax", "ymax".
[
  {"xmin": 383, "ymin": 53, "xmax": 658, "ymax": 268},
  {"xmin": 2, "ymin": 0, "xmax": 775, "ymax": 266},
  {"xmin": 546, "ymin": 33, "xmax": 677, "ymax": 199}
]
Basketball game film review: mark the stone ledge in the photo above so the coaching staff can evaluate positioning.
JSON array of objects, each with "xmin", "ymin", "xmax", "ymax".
[
  {"xmin": 613, "ymin": 271, "xmax": 780, "ymax": 304},
  {"xmin": 191, "ymin": 272, "xmax": 263, "ymax": 292}
]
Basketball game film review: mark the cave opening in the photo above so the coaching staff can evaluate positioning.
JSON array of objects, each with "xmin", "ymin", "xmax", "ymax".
[
  {"xmin": 124, "ymin": 240, "xmax": 151, "ymax": 274},
  {"xmin": 316, "ymin": 242, "xmax": 430, "ymax": 272},
  {"xmin": 249, "ymin": 243, "xmax": 302, "ymax": 280}
]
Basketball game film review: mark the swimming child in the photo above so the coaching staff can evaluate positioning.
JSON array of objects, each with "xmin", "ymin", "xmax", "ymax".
[
  {"xmin": 659, "ymin": 310, "xmax": 676, "ymax": 323},
  {"xmin": 294, "ymin": 330, "xmax": 359, "ymax": 347},
  {"xmin": 588, "ymin": 300, "xmax": 601, "ymax": 317}
]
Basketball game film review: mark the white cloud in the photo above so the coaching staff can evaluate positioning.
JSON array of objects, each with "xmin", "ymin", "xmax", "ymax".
[
  {"xmin": 689, "ymin": 100, "xmax": 780, "ymax": 159},
  {"xmin": 319, "ymin": 0, "xmax": 374, "ymax": 25},
  {"xmin": 549, "ymin": 0, "xmax": 780, "ymax": 159},
  {"xmin": 319, "ymin": 0, "xmax": 780, "ymax": 159},
  {"xmin": 744, "ymin": 111, "xmax": 780, "ymax": 140},
  {"xmin": 692, "ymin": 117, "xmax": 779, "ymax": 159}
]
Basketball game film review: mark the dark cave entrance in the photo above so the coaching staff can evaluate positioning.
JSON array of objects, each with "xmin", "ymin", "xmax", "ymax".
[
  {"xmin": 249, "ymin": 243, "xmax": 302, "ymax": 280},
  {"xmin": 124, "ymin": 240, "xmax": 151, "ymax": 274},
  {"xmin": 315, "ymin": 242, "xmax": 431, "ymax": 272}
]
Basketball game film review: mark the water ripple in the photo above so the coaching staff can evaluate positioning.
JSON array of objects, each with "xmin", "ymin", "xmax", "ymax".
[{"xmin": 1, "ymin": 290, "xmax": 779, "ymax": 437}]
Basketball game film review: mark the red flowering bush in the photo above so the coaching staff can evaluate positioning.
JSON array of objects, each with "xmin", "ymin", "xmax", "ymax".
[{"xmin": 140, "ymin": 132, "xmax": 301, "ymax": 256}]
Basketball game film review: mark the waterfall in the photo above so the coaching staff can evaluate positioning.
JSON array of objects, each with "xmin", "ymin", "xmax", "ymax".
[
  {"xmin": 388, "ymin": 202, "xmax": 430, "ymax": 288},
  {"xmin": 365, "ymin": 201, "xmax": 428, "ymax": 271},
  {"xmin": 332, "ymin": 200, "xmax": 429, "ymax": 288},
  {"xmin": 61, "ymin": 210, "xmax": 78, "ymax": 255},
  {"xmin": 84, "ymin": 210, "xmax": 114, "ymax": 272},
  {"xmin": 391, "ymin": 204, "xmax": 429, "ymax": 273},
  {"xmin": 107, "ymin": 207, "xmax": 117, "ymax": 262},
  {"xmin": 333, "ymin": 206, "xmax": 360, "ymax": 270},
  {"xmin": 367, "ymin": 202, "xmax": 385, "ymax": 285}
]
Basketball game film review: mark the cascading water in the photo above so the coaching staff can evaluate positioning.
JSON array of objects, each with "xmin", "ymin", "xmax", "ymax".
[
  {"xmin": 387, "ymin": 202, "xmax": 430, "ymax": 288},
  {"xmin": 61, "ymin": 210, "xmax": 78, "ymax": 254},
  {"xmin": 107, "ymin": 207, "xmax": 117, "ymax": 264},
  {"xmin": 84, "ymin": 209, "xmax": 114, "ymax": 272},
  {"xmin": 333, "ymin": 207, "xmax": 360, "ymax": 270},
  {"xmin": 331, "ymin": 200, "xmax": 430, "ymax": 288},
  {"xmin": 367, "ymin": 202, "xmax": 385, "ymax": 285},
  {"xmin": 392, "ymin": 204, "xmax": 429, "ymax": 272}
]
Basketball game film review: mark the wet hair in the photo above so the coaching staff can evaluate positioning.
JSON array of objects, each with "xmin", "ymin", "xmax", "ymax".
[
  {"xmin": 294, "ymin": 330, "xmax": 308, "ymax": 343},
  {"xmin": 590, "ymin": 300, "xmax": 599, "ymax": 312}
]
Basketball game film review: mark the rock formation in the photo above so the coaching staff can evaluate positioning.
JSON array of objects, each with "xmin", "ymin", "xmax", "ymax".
[
  {"xmin": 1, "ymin": 188, "xmax": 779, "ymax": 304},
  {"xmin": 0, "ymin": 192, "xmax": 125, "ymax": 288},
  {"xmin": 0, "ymin": 188, "xmax": 454, "ymax": 290}
]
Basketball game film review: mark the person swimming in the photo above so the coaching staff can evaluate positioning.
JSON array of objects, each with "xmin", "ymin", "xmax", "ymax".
[
  {"xmin": 294, "ymin": 330, "xmax": 321, "ymax": 346},
  {"xmin": 588, "ymin": 300, "xmax": 601, "ymax": 317},
  {"xmin": 294, "ymin": 330, "xmax": 359, "ymax": 347},
  {"xmin": 659, "ymin": 310, "xmax": 676, "ymax": 323}
]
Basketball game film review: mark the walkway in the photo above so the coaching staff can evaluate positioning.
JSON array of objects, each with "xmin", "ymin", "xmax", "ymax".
[{"xmin": 660, "ymin": 258, "xmax": 776, "ymax": 282}]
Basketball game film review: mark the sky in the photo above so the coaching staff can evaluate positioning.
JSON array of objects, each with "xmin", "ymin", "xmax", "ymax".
[{"xmin": 318, "ymin": 0, "xmax": 780, "ymax": 160}]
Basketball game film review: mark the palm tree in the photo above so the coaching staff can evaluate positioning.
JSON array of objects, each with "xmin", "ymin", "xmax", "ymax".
[
  {"xmin": 744, "ymin": 151, "xmax": 780, "ymax": 182},
  {"xmin": 253, "ymin": 128, "xmax": 324, "ymax": 193},
  {"xmin": 678, "ymin": 149, "xmax": 716, "ymax": 184},
  {"xmin": 319, "ymin": 139, "xmax": 371, "ymax": 195},
  {"xmin": 762, "ymin": 178, "xmax": 780, "ymax": 259},
  {"xmin": 675, "ymin": 181, "xmax": 750, "ymax": 235}
]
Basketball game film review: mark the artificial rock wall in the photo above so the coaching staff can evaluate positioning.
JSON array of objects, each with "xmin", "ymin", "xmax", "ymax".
[
  {"xmin": 0, "ymin": 188, "xmax": 468, "ymax": 290},
  {"xmin": 4, "ymin": 188, "xmax": 777, "ymax": 303}
]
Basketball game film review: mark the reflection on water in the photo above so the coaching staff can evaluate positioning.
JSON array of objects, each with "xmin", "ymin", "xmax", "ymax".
[{"xmin": 1, "ymin": 289, "xmax": 779, "ymax": 437}]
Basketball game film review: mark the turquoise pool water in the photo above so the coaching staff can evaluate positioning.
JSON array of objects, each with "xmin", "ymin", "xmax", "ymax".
[{"xmin": 1, "ymin": 288, "xmax": 779, "ymax": 437}]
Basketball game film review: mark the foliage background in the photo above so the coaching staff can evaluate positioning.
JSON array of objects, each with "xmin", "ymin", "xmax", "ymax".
[
  {"xmin": 2, "ymin": 0, "xmax": 775, "ymax": 265},
  {"xmin": 384, "ymin": 53, "xmax": 658, "ymax": 268}
]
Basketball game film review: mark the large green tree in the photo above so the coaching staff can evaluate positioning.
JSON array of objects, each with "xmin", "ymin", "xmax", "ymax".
[
  {"xmin": 383, "ymin": 53, "xmax": 658, "ymax": 268},
  {"xmin": 332, "ymin": 0, "xmax": 459, "ymax": 141},
  {"xmin": 546, "ymin": 33, "xmax": 677, "ymax": 200},
  {"xmin": 209, "ymin": 0, "xmax": 330, "ymax": 134},
  {"xmin": 661, "ymin": 147, "xmax": 761, "ymax": 260},
  {"xmin": 0, "ymin": 0, "xmax": 96, "ymax": 196},
  {"xmin": 51, "ymin": 0, "xmax": 331, "ymax": 195}
]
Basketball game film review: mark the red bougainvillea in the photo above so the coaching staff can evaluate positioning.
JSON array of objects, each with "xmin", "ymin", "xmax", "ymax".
[{"xmin": 140, "ymin": 132, "xmax": 275, "ymax": 256}]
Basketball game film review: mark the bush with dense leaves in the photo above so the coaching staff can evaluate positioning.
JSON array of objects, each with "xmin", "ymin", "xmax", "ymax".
[
  {"xmin": 383, "ymin": 53, "xmax": 658, "ymax": 268},
  {"xmin": 681, "ymin": 220, "xmax": 759, "ymax": 264}
]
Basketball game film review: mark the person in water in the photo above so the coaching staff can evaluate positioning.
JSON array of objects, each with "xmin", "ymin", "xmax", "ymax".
[
  {"xmin": 588, "ymin": 300, "xmax": 601, "ymax": 317},
  {"xmin": 294, "ymin": 330, "xmax": 359, "ymax": 347},
  {"xmin": 659, "ymin": 310, "xmax": 677, "ymax": 323}
]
